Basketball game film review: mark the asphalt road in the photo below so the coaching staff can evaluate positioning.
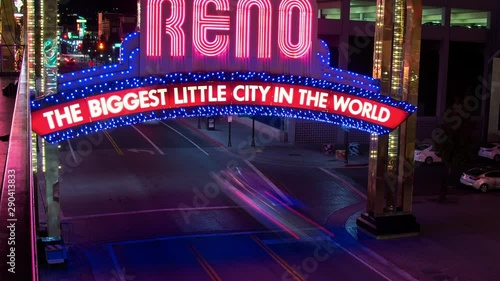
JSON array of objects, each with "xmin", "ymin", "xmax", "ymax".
[{"xmin": 51, "ymin": 120, "xmax": 389, "ymax": 281}]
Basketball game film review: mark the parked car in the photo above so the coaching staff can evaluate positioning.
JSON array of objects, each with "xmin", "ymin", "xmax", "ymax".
[
  {"xmin": 478, "ymin": 143, "xmax": 500, "ymax": 162},
  {"xmin": 460, "ymin": 167, "xmax": 500, "ymax": 193},
  {"xmin": 414, "ymin": 144, "xmax": 442, "ymax": 164},
  {"xmin": 59, "ymin": 54, "xmax": 76, "ymax": 65}
]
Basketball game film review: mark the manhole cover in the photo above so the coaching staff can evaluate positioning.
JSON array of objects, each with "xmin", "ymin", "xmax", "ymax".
[{"xmin": 288, "ymin": 153, "xmax": 302, "ymax": 156}]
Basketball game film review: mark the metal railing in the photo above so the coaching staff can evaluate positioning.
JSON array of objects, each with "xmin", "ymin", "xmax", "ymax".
[{"xmin": 0, "ymin": 51, "xmax": 38, "ymax": 280}]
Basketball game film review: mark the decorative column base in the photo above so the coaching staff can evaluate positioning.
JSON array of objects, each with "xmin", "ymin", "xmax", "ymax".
[{"xmin": 356, "ymin": 212, "xmax": 420, "ymax": 239}]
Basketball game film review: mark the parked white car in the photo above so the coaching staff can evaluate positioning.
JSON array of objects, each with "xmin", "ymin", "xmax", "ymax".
[
  {"xmin": 460, "ymin": 167, "xmax": 500, "ymax": 192},
  {"xmin": 414, "ymin": 144, "xmax": 442, "ymax": 165},
  {"xmin": 478, "ymin": 143, "xmax": 500, "ymax": 162}
]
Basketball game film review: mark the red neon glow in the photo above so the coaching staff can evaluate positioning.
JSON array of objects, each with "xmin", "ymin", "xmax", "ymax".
[
  {"xmin": 192, "ymin": 0, "xmax": 230, "ymax": 56},
  {"xmin": 32, "ymin": 82, "xmax": 410, "ymax": 136},
  {"xmin": 147, "ymin": 0, "xmax": 186, "ymax": 57},
  {"xmin": 165, "ymin": 0, "xmax": 186, "ymax": 56},
  {"xmin": 235, "ymin": 0, "xmax": 272, "ymax": 58},
  {"xmin": 277, "ymin": 0, "xmax": 312, "ymax": 58}
]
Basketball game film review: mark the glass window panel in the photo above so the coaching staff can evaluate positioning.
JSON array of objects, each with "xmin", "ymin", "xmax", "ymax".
[
  {"xmin": 451, "ymin": 8, "xmax": 490, "ymax": 29},
  {"xmin": 318, "ymin": 0, "xmax": 341, "ymax": 19},
  {"xmin": 422, "ymin": 6, "xmax": 443, "ymax": 26},
  {"xmin": 350, "ymin": 0, "xmax": 376, "ymax": 22}
]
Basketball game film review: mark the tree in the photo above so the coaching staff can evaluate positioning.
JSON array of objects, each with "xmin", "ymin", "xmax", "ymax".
[{"xmin": 433, "ymin": 96, "xmax": 476, "ymax": 202}]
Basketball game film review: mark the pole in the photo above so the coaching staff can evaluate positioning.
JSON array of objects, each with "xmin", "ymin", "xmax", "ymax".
[
  {"xmin": 251, "ymin": 116, "xmax": 256, "ymax": 147},
  {"xmin": 228, "ymin": 121, "xmax": 232, "ymax": 147},
  {"xmin": 344, "ymin": 130, "xmax": 349, "ymax": 164}
]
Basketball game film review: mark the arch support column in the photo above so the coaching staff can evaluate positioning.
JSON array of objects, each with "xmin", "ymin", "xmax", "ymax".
[{"xmin": 357, "ymin": 0, "xmax": 422, "ymax": 238}]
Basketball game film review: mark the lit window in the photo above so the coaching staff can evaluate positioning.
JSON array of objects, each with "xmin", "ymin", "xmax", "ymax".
[
  {"xmin": 318, "ymin": 0, "xmax": 341, "ymax": 20},
  {"xmin": 422, "ymin": 6, "xmax": 443, "ymax": 26},
  {"xmin": 451, "ymin": 8, "xmax": 490, "ymax": 29},
  {"xmin": 349, "ymin": 0, "xmax": 376, "ymax": 22}
]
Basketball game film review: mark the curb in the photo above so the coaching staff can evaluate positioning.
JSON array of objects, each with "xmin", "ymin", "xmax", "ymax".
[{"xmin": 176, "ymin": 119, "xmax": 223, "ymax": 147}]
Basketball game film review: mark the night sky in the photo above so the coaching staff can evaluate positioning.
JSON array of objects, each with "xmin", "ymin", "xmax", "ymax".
[
  {"xmin": 59, "ymin": 0, "xmax": 138, "ymax": 26},
  {"xmin": 61, "ymin": 0, "xmax": 137, "ymax": 12}
]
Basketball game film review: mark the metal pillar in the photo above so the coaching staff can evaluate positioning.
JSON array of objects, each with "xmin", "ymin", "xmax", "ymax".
[
  {"xmin": 228, "ymin": 121, "xmax": 232, "ymax": 147},
  {"xmin": 357, "ymin": 0, "xmax": 422, "ymax": 238},
  {"xmin": 36, "ymin": 0, "xmax": 60, "ymax": 238},
  {"xmin": 251, "ymin": 116, "xmax": 256, "ymax": 147},
  {"xmin": 44, "ymin": 141, "xmax": 61, "ymax": 238},
  {"xmin": 344, "ymin": 129, "xmax": 349, "ymax": 165}
]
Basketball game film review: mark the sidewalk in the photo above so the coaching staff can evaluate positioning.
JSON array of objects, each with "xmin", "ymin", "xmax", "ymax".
[
  {"xmin": 179, "ymin": 116, "xmax": 369, "ymax": 167},
  {"xmin": 330, "ymin": 191, "xmax": 500, "ymax": 281}
]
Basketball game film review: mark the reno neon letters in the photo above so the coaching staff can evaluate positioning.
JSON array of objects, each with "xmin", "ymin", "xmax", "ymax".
[{"xmin": 145, "ymin": 0, "xmax": 313, "ymax": 59}]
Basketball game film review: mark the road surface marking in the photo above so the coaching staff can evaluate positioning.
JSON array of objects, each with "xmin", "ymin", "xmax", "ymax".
[
  {"xmin": 160, "ymin": 121, "xmax": 210, "ymax": 156},
  {"xmin": 319, "ymin": 167, "xmax": 367, "ymax": 200},
  {"xmin": 61, "ymin": 205, "xmax": 243, "ymax": 221},
  {"xmin": 107, "ymin": 244, "xmax": 127, "ymax": 281},
  {"xmin": 67, "ymin": 139, "xmax": 77, "ymax": 162},
  {"xmin": 252, "ymin": 235, "xmax": 306, "ymax": 281},
  {"xmin": 131, "ymin": 124, "xmax": 165, "ymax": 155},
  {"xmin": 127, "ymin": 148, "xmax": 155, "ymax": 155},
  {"xmin": 243, "ymin": 159, "xmax": 293, "ymax": 205},
  {"xmin": 190, "ymin": 245, "xmax": 223, "ymax": 281},
  {"xmin": 103, "ymin": 131, "xmax": 124, "ymax": 156}
]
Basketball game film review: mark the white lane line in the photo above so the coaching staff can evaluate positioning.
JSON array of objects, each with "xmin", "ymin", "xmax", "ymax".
[
  {"xmin": 319, "ymin": 167, "xmax": 367, "ymax": 200},
  {"xmin": 108, "ymin": 244, "xmax": 126, "ymax": 281},
  {"xmin": 67, "ymin": 139, "xmax": 77, "ymax": 163},
  {"xmin": 131, "ymin": 124, "xmax": 164, "ymax": 155},
  {"xmin": 243, "ymin": 159, "xmax": 293, "ymax": 205},
  {"xmin": 160, "ymin": 121, "xmax": 210, "ymax": 156},
  {"xmin": 61, "ymin": 205, "xmax": 242, "ymax": 221}
]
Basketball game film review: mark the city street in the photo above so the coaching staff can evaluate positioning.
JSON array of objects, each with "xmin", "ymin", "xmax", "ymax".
[
  {"xmin": 36, "ymin": 118, "xmax": 500, "ymax": 281},
  {"xmin": 40, "ymin": 119, "xmax": 399, "ymax": 281}
]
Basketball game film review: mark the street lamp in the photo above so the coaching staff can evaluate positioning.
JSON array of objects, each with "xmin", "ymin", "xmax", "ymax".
[
  {"xmin": 251, "ymin": 116, "xmax": 256, "ymax": 147},
  {"xmin": 228, "ymin": 116, "xmax": 232, "ymax": 147},
  {"xmin": 342, "ymin": 126, "xmax": 349, "ymax": 164}
]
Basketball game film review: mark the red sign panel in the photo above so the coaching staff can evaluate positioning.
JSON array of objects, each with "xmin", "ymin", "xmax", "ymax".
[{"xmin": 32, "ymin": 82, "xmax": 409, "ymax": 136}]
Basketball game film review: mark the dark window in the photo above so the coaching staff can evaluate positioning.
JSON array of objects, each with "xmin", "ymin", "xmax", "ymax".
[
  {"xmin": 415, "ymin": 144, "xmax": 430, "ymax": 150},
  {"xmin": 347, "ymin": 36, "xmax": 374, "ymax": 77},
  {"xmin": 485, "ymin": 172, "xmax": 500, "ymax": 178},
  {"xmin": 467, "ymin": 168, "xmax": 488, "ymax": 176},
  {"xmin": 446, "ymin": 42, "xmax": 485, "ymax": 116},
  {"xmin": 418, "ymin": 40, "xmax": 439, "ymax": 116},
  {"xmin": 481, "ymin": 144, "xmax": 498, "ymax": 149},
  {"xmin": 498, "ymin": 104, "xmax": 500, "ymax": 130}
]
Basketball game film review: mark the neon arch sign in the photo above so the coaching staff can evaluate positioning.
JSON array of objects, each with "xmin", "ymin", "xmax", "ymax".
[{"xmin": 30, "ymin": 0, "xmax": 417, "ymax": 144}]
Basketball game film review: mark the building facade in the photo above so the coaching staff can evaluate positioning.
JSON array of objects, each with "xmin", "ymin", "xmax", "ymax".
[
  {"xmin": 98, "ymin": 12, "xmax": 137, "ymax": 43},
  {"xmin": 284, "ymin": 0, "xmax": 500, "ymax": 145}
]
